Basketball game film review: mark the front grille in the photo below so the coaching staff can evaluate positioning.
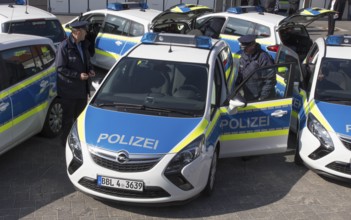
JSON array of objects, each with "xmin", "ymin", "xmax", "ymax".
[
  {"xmin": 91, "ymin": 154, "xmax": 158, "ymax": 172},
  {"xmin": 88, "ymin": 146, "xmax": 165, "ymax": 172},
  {"xmin": 339, "ymin": 135, "xmax": 351, "ymax": 151},
  {"xmin": 326, "ymin": 162, "xmax": 351, "ymax": 175},
  {"xmin": 78, "ymin": 177, "xmax": 170, "ymax": 198}
]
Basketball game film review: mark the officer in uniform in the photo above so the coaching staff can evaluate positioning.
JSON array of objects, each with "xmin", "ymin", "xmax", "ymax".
[
  {"xmin": 236, "ymin": 34, "xmax": 275, "ymax": 102},
  {"xmin": 56, "ymin": 21, "xmax": 96, "ymax": 146}
]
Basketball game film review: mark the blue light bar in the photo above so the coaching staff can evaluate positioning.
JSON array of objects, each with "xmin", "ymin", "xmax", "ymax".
[
  {"xmin": 326, "ymin": 35, "xmax": 351, "ymax": 46},
  {"xmin": 196, "ymin": 36, "xmax": 212, "ymax": 49},
  {"xmin": 15, "ymin": 0, "xmax": 26, "ymax": 5},
  {"xmin": 107, "ymin": 2, "xmax": 148, "ymax": 11},
  {"xmin": 141, "ymin": 33, "xmax": 212, "ymax": 49},
  {"xmin": 227, "ymin": 6, "xmax": 264, "ymax": 14}
]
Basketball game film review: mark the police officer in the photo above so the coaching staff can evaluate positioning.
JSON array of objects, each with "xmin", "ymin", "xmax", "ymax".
[
  {"xmin": 56, "ymin": 21, "xmax": 96, "ymax": 146},
  {"xmin": 236, "ymin": 34, "xmax": 275, "ymax": 101}
]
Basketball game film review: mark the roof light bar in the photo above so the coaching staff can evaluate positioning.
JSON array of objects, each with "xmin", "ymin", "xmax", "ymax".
[
  {"xmin": 227, "ymin": 6, "xmax": 264, "ymax": 14},
  {"xmin": 141, "ymin": 33, "xmax": 212, "ymax": 49},
  {"xmin": 107, "ymin": 2, "xmax": 148, "ymax": 11},
  {"xmin": 326, "ymin": 35, "xmax": 351, "ymax": 46},
  {"xmin": 15, "ymin": 0, "xmax": 26, "ymax": 5}
]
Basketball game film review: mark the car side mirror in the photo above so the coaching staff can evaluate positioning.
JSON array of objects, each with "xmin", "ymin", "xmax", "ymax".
[{"xmin": 228, "ymin": 94, "xmax": 246, "ymax": 114}]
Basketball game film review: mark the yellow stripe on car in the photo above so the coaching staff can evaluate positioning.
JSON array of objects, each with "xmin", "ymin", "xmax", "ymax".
[
  {"xmin": 170, "ymin": 119, "xmax": 209, "ymax": 153},
  {"xmin": 221, "ymin": 129, "xmax": 289, "ymax": 141},
  {"xmin": 0, "ymin": 67, "xmax": 55, "ymax": 99},
  {"xmin": 77, "ymin": 107, "xmax": 88, "ymax": 144}
]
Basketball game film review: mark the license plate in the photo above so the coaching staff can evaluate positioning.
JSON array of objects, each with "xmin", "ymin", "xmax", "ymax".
[{"xmin": 97, "ymin": 175, "xmax": 144, "ymax": 192}]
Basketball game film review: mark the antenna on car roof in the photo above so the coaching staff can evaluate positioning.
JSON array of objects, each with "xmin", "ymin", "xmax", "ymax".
[{"xmin": 7, "ymin": 4, "xmax": 15, "ymax": 34}]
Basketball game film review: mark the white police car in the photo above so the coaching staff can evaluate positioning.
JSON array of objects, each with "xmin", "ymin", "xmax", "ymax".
[
  {"xmin": 292, "ymin": 35, "xmax": 351, "ymax": 182},
  {"xmin": 0, "ymin": 33, "xmax": 62, "ymax": 155},
  {"xmin": 196, "ymin": 6, "xmax": 335, "ymax": 61},
  {"xmin": 152, "ymin": 5, "xmax": 334, "ymax": 61},
  {"xmin": 63, "ymin": 2, "xmax": 161, "ymax": 70},
  {"xmin": 65, "ymin": 32, "xmax": 300, "ymax": 204},
  {"xmin": 0, "ymin": 2, "xmax": 66, "ymax": 48}
]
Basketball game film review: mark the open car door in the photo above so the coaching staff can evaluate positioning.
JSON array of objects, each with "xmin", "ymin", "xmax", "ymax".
[{"xmin": 219, "ymin": 45, "xmax": 302, "ymax": 158}]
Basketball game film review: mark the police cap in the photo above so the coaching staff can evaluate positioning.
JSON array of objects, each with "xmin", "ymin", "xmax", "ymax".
[
  {"xmin": 238, "ymin": 34, "xmax": 256, "ymax": 46},
  {"xmin": 70, "ymin": 21, "xmax": 89, "ymax": 30}
]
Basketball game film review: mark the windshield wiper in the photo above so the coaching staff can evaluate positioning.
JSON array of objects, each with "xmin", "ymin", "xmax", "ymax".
[
  {"xmin": 93, "ymin": 102, "xmax": 199, "ymax": 116},
  {"xmin": 143, "ymin": 105, "xmax": 199, "ymax": 116},
  {"xmin": 94, "ymin": 102, "xmax": 144, "ymax": 109}
]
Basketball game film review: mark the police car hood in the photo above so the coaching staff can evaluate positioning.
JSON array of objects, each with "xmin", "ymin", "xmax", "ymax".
[
  {"xmin": 83, "ymin": 106, "xmax": 203, "ymax": 154},
  {"xmin": 316, "ymin": 101, "xmax": 351, "ymax": 136},
  {"xmin": 278, "ymin": 7, "xmax": 335, "ymax": 29}
]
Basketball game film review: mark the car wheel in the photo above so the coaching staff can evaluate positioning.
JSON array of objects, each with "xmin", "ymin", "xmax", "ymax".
[
  {"xmin": 203, "ymin": 147, "xmax": 218, "ymax": 196},
  {"xmin": 294, "ymin": 131, "xmax": 303, "ymax": 166},
  {"xmin": 40, "ymin": 98, "xmax": 63, "ymax": 138}
]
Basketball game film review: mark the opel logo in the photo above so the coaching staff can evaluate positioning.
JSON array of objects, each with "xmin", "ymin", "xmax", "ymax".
[{"xmin": 116, "ymin": 151, "xmax": 129, "ymax": 164}]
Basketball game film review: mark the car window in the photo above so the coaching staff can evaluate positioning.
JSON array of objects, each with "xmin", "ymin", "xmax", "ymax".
[
  {"xmin": 93, "ymin": 57, "xmax": 208, "ymax": 117},
  {"xmin": 0, "ymin": 45, "xmax": 55, "ymax": 88},
  {"xmin": 103, "ymin": 15, "xmax": 130, "ymax": 36},
  {"xmin": 315, "ymin": 58, "xmax": 351, "ymax": 101},
  {"xmin": 254, "ymin": 24, "xmax": 271, "ymax": 38},
  {"xmin": 4, "ymin": 20, "xmax": 66, "ymax": 43},
  {"xmin": 130, "ymin": 22, "xmax": 144, "ymax": 37},
  {"xmin": 223, "ymin": 17, "xmax": 255, "ymax": 36}
]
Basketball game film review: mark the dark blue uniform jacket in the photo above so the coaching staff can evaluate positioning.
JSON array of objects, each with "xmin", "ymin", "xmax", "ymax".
[
  {"xmin": 237, "ymin": 43, "xmax": 275, "ymax": 101},
  {"xmin": 56, "ymin": 34, "xmax": 93, "ymax": 99}
]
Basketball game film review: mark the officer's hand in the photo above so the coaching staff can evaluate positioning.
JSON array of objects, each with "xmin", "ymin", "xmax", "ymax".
[
  {"xmin": 80, "ymin": 72, "xmax": 89, "ymax": 80},
  {"xmin": 89, "ymin": 70, "xmax": 96, "ymax": 77}
]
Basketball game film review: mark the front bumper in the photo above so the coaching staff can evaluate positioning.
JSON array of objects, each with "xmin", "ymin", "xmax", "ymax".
[
  {"xmin": 299, "ymin": 127, "xmax": 351, "ymax": 180},
  {"xmin": 65, "ymin": 142, "xmax": 213, "ymax": 204}
]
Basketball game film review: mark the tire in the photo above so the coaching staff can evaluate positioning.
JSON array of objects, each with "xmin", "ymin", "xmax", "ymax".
[
  {"xmin": 203, "ymin": 147, "xmax": 218, "ymax": 196},
  {"xmin": 294, "ymin": 132, "xmax": 304, "ymax": 166},
  {"xmin": 40, "ymin": 98, "xmax": 63, "ymax": 138}
]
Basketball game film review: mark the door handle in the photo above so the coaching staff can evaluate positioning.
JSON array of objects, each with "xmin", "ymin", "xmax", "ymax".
[
  {"xmin": 0, "ymin": 102, "xmax": 10, "ymax": 112},
  {"xmin": 271, "ymin": 110, "xmax": 288, "ymax": 117}
]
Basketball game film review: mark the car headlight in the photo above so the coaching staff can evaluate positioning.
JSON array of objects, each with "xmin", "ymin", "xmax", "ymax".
[
  {"xmin": 307, "ymin": 113, "xmax": 334, "ymax": 151},
  {"xmin": 164, "ymin": 135, "xmax": 205, "ymax": 190},
  {"xmin": 165, "ymin": 135, "xmax": 204, "ymax": 174},
  {"xmin": 68, "ymin": 122, "xmax": 83, "ymax": 162}
]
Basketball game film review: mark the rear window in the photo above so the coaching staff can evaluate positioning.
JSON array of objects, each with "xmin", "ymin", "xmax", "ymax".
[{"xmin": 3, "ymin": 19, "xmax": 66, "ymax": 44}]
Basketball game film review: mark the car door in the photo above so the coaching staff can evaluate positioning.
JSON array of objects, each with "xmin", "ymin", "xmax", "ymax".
[
  {"xmin": 95, "ymin": 14, "xmax": 130, "ymax": 69},
  {"xmin": 0, "ymin": 58, "xmax": 14, "ymax": 154},
  {"xmin": 2, "ymin": 45, "xmax": 55, "ymax": 146},
  {"xmin": 219, "ymin": 45, "xmax": 301, "ymax": 157}
]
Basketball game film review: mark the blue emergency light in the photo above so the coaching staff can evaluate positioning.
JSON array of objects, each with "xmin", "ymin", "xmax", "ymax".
[
  {"xmin": 15, "ymin": 0, "xmax": 26, "ymax": 5},
  {"xmin": 141, "ymin": 33, "xmax": 212, "ymax": 49},
  {"xmin": 107, "ymin": 2, "xmax": 148, "ymax": 11},
  {"xmin": 326, "ymin": 35, "xmax": 351, "ymax": 46},
  {"xmin": 227, "ymin": 6, "xmax": 264, "ymax": 14}
]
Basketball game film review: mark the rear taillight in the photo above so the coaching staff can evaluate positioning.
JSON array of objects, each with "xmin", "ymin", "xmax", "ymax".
[{"xmin": 267, "ymin": 45, "xmax": 279, "ymax": 52}]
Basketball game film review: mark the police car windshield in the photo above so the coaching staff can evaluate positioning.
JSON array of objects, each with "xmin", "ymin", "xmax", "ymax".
[
  {"xmin": 315, "ymin": 59, "xmax": 351, "ymax": 103},
  {"xmin": 92, "ymin": 57, "xmax": 208, "ymax": 117},
  {"xmin": 3, "ymin": 20, "xmax": 66, "ymax": 44}
]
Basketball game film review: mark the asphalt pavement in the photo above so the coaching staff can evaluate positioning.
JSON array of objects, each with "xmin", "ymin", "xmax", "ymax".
[{"xmin": 0, "ymin": 15, "xmax": 350, "ymax": 220}]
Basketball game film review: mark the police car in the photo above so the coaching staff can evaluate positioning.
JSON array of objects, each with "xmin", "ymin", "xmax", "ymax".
[
  {"xmin": 0, "ymin": 33, "xmax": 62, "ymax": 155},
  {"xmin": 63, "ymin": 2, "xmax": 161, "ymax": 70},
  {"xmin": 0, "ymin": 1, "xmax": 66, "ymax": 48},
  {"xmin": 152, "ymin": 5, "xmax": 334, "ymax": 61},
  {"xmin": 65, "ymin": 32, "xmax": 300, "ymax": 204},
  {"xmin": 292, "ymin": 35, "xmax": 351, "ymax": 181}
]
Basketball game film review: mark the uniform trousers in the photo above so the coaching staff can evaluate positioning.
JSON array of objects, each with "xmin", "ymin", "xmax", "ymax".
[{"xmin": 60, "ymin": 98, "xmax": 87, "ymax": 145}]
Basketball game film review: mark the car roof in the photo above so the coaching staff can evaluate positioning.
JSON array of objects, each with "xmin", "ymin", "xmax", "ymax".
[
  {"xmin": 0, "ymin": 5, "xmax": 57, "ymax": 22},
  {"xmin": 0, "ymin": 33, "xmax": 53, "ymax": 50},
  {"xmin": 82, "ymin": 8, "xmax": 161, "ymax": 23},
  {"xmin": 200, "ymin": 11, "xmax": 285, "ymax": 27},
  {"xmin": 128, "ymin": 44, "xmax": 210, "ymax": 63}
]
